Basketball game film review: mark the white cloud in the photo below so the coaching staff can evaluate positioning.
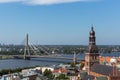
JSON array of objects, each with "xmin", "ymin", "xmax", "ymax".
[
  {"xmin": 0, "ymin": 0, "xmax": 23, "ymax": 3},
  {"xmin": 26, "ymin": 0, "xmax": 85, "ymax": 5},
  {"xmin": 0, "ymin": 0, "xmax": 98, "ymax": 5}
]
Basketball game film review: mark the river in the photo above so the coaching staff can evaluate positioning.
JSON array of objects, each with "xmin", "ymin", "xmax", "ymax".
[{"xmin": 0, "ymin": 53, "xmax": 120, "ymax": 70}]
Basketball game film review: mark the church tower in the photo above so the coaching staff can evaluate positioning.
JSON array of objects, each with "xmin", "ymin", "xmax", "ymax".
[
  {"xmin": 85, "ymin": 26, "xmax": 99, "ymax": 74},
  {"xmin": 73, "ymin": 51, "xmax": 77, "ymax": 65}
]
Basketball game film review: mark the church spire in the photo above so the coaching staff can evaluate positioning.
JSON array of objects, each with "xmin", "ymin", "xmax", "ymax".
[
  {"xmin": 91, "ymin": 24, "xmax": 94, "ymax": 30},
  {"xmin": 87, "ymin": 25, "xmax": 98, "ymax": 53},
  {"xmin": 89, "ymin": 25, "xmax": 95, "ymax": 45},
  {"xmin": 85, "ymin": 26, "xmax": 99, "ymax": 75},
  {"xmin": 73, "ymin": 51, "xmax": 77, "ymax": 65},
  {"xmin": 91, "ymin": 27, "xmax": 93, "ymax": 31}
]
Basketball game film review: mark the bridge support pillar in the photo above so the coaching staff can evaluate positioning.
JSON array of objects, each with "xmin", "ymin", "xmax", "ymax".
[{"xmin": 24, "ymin": 34, "xmax": 30, "ymax": 60}]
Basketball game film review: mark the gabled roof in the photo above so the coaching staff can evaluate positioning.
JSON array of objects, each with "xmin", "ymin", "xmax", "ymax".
[
  {"xmin": 67, "ymin": 73, "xmax": 78, "ymax": 76},
  {"xmin": 53, "ymin": 68, "xmax": 67, "ymax": 73},
  {"xmin": 91, "ymin": 64, "xmax": 113, "ymax": 76},
  {"xmin": 82, "ymin": 75, "xmax": 95, "ymax": 80},
  {"xmin": 96, "ymin": 76, "xmax": 108, "ymax": 80},
  {"xmin": 80, "ymin": 72, "xmax": 88, "ymax": 79}
]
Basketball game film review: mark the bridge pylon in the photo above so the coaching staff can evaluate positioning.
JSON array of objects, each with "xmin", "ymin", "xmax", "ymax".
[{"xmin": 24, "ymin": 34, "xmax": 30, "ymax": 60}]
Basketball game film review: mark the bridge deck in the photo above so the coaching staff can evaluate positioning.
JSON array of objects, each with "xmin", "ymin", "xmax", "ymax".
[{"xmin": 12, "ymin": 55, "xmax": 84, "ymax": 61}]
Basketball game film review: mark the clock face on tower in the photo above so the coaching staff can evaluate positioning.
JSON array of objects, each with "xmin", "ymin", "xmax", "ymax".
[
  {"xmin": 87, "ymin": 45, "xmax": 98, "ymax": 53},
  {"xmin": 92, "ymin": 48, "xmax": 97, "ymax": 53},
  {"xmin": 91, "ymin": 49, "xmax": 94, "ymax": 53}
]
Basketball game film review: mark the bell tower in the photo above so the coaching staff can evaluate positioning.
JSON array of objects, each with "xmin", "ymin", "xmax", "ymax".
[{"xmin": 85, "ymin": 25, "xmax": 99, "ymax": 74}]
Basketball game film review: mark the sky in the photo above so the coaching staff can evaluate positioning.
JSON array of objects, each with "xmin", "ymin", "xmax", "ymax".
[{"xmin": 0, "ymin": 0, "xmax": 120, "ymax": 45}]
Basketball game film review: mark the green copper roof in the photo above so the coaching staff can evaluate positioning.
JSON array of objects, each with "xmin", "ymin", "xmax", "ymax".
[{"xmin": 96, "ymin": 76, "xmax": 107, "ymax": 80}]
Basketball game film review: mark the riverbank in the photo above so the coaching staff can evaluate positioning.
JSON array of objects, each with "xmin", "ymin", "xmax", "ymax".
[
  {"xmin": 0, "ymin": 66, "xmax": 39, "ymax": 76},
  {"xmin": 0, "ymin": 55, "xmax": 14, "ymax": 60}
]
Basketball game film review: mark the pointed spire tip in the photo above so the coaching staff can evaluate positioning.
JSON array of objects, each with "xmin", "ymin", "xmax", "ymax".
[{"xmin": 91, "ymin": 24, "xmax": 94, "ymax": 30}]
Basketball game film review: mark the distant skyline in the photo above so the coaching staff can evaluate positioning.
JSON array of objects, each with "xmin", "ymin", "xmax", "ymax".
[{"xmin": 0, "ymin": 0, "xmax": 120, "ymax": 45}]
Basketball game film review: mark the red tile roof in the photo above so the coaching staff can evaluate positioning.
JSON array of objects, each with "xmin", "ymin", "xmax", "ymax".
[{"xmin": 53, "ymin": 68, "xmax": 67, "ymax": 73}]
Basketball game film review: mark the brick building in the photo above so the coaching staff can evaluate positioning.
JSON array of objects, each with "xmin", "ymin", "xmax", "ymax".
[{"xmin": 84, "ymin": 26, "xmax": 120, "ymax": 80}]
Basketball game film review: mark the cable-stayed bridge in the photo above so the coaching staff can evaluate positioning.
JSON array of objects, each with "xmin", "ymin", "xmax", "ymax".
[{"xmin": 13, "ymin": 34, "xmax": 84, "ymax": 61}]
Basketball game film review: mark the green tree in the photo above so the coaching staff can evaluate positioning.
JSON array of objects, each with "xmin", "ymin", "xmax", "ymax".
[
  {"xmin": 43, "ymin": 69, "xmax": 54, "ymax": 79},
  {"xmin": 70, "ymin": 62, "xmax": 75, "ymax": 67},
  {"xmin": 80, "ymin": 63, "xmax": 84, "ymax": 70},
  {"xmin": 56, "ymin": 74, "xmax": 69, "ymax": 80}
]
